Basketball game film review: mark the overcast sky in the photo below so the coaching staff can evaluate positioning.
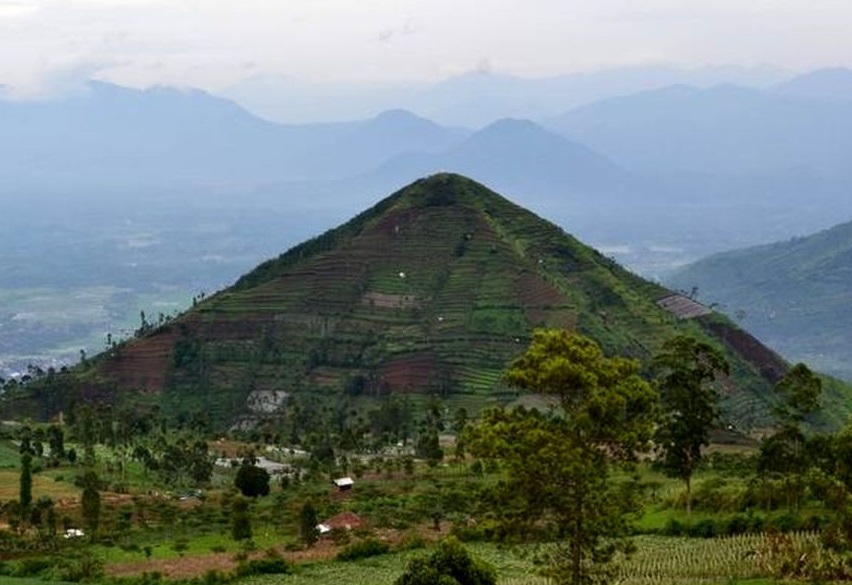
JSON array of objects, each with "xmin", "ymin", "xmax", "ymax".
[{"xmin": 1, "ymin": 0, "xmax": 851, "ymax": 98}]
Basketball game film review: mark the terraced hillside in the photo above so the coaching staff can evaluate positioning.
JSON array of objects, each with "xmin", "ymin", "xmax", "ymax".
[{"xmin": 4, "ymin": 174, "xmax": 805, "ymax": 429}]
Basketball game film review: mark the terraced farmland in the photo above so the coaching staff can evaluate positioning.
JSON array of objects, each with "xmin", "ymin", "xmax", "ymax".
[{"xmin": 11, "ymin": 174, "xmax": 792, "ymax": 429}]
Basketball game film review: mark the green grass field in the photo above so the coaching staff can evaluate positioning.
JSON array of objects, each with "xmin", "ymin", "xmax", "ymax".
[
  {"xmin": 0, "ymin": 439, "xmax": 20, "ymax": 468},
  {"xmin": 0, "ymin": 469, "xmax": 79, "ymax": 502}
]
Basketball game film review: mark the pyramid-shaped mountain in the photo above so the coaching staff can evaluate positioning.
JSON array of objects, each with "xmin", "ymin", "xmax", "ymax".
[{"xmin": 33, "ymin": 175, "xmax": 796, "ymax": 428}]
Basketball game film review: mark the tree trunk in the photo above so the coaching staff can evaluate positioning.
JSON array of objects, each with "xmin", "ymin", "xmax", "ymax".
[{"xmin": 686, "ymin": 475, "xmax": 692, "ymax": 518}]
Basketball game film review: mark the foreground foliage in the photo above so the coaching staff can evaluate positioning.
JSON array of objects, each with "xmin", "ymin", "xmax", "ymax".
[
  {"xmin": 468, "ymin": 330, "xmax": 658, "ymax": 585},
  {"xmin": 394, "ymin": 538, "xmax": 495, "ymax": 585}
]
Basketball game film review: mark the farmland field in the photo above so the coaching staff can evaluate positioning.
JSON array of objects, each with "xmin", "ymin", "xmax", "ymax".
[
  {"xmin": 0, "ymin": 439, "xmax": 20, "ymax": 468},
  {"xmin": 0, "ymin": 469, "xmax": 79, "ymax": 501},
  {"xmin": 235, "ymin": 536, "xmax": 789, "ymax": 585}
]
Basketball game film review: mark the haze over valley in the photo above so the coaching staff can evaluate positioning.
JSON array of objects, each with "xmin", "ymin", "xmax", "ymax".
[{"xmin": 4, "ymin": 65, "xmax": 852, "ymax": 379}]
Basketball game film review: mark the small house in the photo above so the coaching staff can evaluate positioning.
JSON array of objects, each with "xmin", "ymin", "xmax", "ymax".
[{"xmin": 333, "ymin": 476, "xmax": 354, "ymax": 491}]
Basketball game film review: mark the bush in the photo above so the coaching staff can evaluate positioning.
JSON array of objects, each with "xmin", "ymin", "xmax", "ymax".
[
  {"xmin": 748, "ymin": 514, "xmax": 765, "ymax": 533},
  {"xmin": 235, "ymin": 463, "xmax": 270, "ymax": 498},
  {"xmin": 201, "ymin": 569, "xmax": 230, "ymax": 585},
  {"xmin": 685, "ymin": 477, "xmax": 745, "ymax": 513},
  {"xmin": 686, "ymin": 518, "xmax": 718, "ymax": 538},
  {"xmin": 661, "ymin": 518, "xmax": 685, "ymax": 537},
  {"xmin": 803, "ymin": 514, "xmax": 827, "ymax": 531},
  {"xmin": 395, "ymin": 537, "xmax": 496, "ymax": 585},
  {"xmin": 336, "ymin": 538, "xmax": 391, "ymax": 561},
  {"xmin": 725, "ymin": 514, "xmax": 750, "ymax": 536},
  {"xmin": 235, "ymin": 552, "xmax": 292, "ymax": 577},
  {"xmin": 13, "ymin": 557, "xmax": 53, "ymax": 577},
  {"xmin": 56, "ymin": 553, "xmax": 105, "ymax": 582},
  {"xmin": 329, "ymin": 527, "xmax": 351, "ymax": 546},
  {"xmin": 769, "ymin": 513, "xmax": 801, "ymax": 533},
  {"xmin": 398, "ymin": 532, "xmax": 427, "ymax": 551}
]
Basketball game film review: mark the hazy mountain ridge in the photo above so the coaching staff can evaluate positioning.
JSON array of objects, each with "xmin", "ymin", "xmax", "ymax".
[
  {"xmin": 771, "ymin": 68, "xmax": 852, "ymax": 100},
  {"xmin": 223, "ymin": 64, "xmax": 790, "ymax": 126},
  {"xmin": 667, "ymin": 220, "xmax": 852, "ymax": 379},
  {"xmin": 545, "ymin": 75, "xmax": 852, "ymax": 176}
]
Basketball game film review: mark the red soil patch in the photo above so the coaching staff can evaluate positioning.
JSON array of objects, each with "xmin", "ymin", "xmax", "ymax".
[
  {"xmin": 701, "ymin": 319, "xmax": 787, "ymax": 383},
  {"xmin": 99, "ymin": 328, "xmax": 179, "ymax": 394},
  {"xmin": 378, "ymin": 352, "xmax": 438, "ymax": 392}
]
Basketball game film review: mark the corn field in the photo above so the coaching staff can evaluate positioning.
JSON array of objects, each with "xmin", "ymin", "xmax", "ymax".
[{"xmin": 240, "ymin": 533, "xmax": 819, "ymax": 585}]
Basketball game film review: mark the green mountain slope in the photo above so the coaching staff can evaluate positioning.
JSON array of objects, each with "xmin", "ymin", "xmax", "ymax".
[
  {"xmin": 667, "ymin": 219, "xmax": 852, "ymax": 380},
  {"xmin": 5, "ymin": 174, "xmax": 839, "ymax": 430}
]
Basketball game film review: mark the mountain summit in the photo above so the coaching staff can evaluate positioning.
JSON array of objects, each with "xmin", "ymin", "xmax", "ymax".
[{"xmin": 11, "ymin": 175, "xmax": 796, "ymax": 428}]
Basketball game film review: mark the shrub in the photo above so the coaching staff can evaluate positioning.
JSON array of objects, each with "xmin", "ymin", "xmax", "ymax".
[
  {"xmin": 172, "ymin": 538, "xmax": 190, "ymax": 556},
  {"xmin": 329, "ymin": 526, "xmax": 351, "ymax": 545},
  {"xmin": 56, "ymin": 553, "xmax": 104, "ymax": 582},
  {"xmin": 336, "ymin": 538, "xmax": 391, "ymax": 561},
  {"xmin": 398, "ymin": 532, "xmax": 427, "ymax": 551},
  {"xmin": 201, "ymin": 569, "xmax": 229, "ymax": 585},
  {"xmin": 235, "ymin": 463, "xmax": 270, "ymax": 498},
  {"xmin": 395, "ymin": 537, "xmax": 496, "ymax": 585},
  {"xmin": 661, "ymin": 518, "xmax": 685, "ymax": 537},
  {"xmin": 13, "ymin": 557, "xmax": 53, "ymax": 577},
  {"xmin": 803, "ymin": 514, "xmax": 827, "ymax": 531},
  {"xmin": 769, "ymin": 513, "xmax": 800, "ymax": 533},
  {"xmin": 748, "ymin": 514, "xmax": 765, "ymax": 533},
  {"xmin": 235, "ymin": 552, "xmax": 292, "ymax": 577},
  {"xmin": 686, "ymin": 518, "xmax": 718, "ymax": 538},
  {"xmin": 725, "ymin": 514, "xmax": 750, "ymax": 536}
]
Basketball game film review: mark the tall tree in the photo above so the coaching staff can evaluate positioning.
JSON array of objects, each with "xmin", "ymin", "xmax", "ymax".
[
  {"xmin": 653, "ymin": 335, "xmax": 729, "ymax": 516},
  {"xmin": 468, "ymin": 330, "xmax": 657, "ymax": 585},
  {"xmin": 47, "ymin": 425, "xmax": 65, "ymax": 463},
  {"xmin": 19, "ymin": 452, "xmax": 33, "ymax": 517},
  {"xmin": 758, "ymin": 363, "xmax": 823, "ymax": 511},
  {"xmin": 299, "ymin": 501, "xmax": 319, "ymax": 547},
  {"xmin": 80, "ymin": 470, "xmax": 101, "ymax": 540},
  {"xmin": 231, "ymin": 496, "xmax": 252, "ymax": 541},
  {"xmin": 773, "ymin": 363, "xmax": 822, "ymax": 427}
]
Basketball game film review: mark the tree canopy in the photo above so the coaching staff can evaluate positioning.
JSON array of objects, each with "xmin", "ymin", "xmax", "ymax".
[
  {"xmin": 468, "ymin": 329, "xmax": 658, "ymax": 585},
  {"xmin": 653, "ymin": 335, "xmax": 729, "ymax": 515},
  {"xmin": 395, "ymin": 537, "xmax": 496, "ymax": 585}
]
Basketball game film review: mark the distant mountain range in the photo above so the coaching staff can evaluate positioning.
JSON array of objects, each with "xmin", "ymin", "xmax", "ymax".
[
  {"xmin": 667, "ymin": 219, "xmax": 852, "ymax": 381},
  {"xmin": 222, "ymin": 64, "xmax": 790, "ymax": 127},
  {"xmin": 545, "ymin": 69, "xmax": 852, "ymax": 177},
  {"xmin": 4, "ymin": 69, "xmax": 852, "ymax": 379}
]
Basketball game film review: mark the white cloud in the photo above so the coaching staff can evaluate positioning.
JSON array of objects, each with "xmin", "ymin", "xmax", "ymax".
[{"xmin": 0, "ymin": 0, "xmax": 851, "ymax": 97}]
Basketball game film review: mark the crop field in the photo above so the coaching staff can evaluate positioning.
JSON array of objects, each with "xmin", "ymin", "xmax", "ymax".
[
  {"xmin": 0, "ymin": 469, "xmax": 79, "ymax": 501},
  {"xmin": 234, "ymin": 535, "xmax": 796, "ymax": 585},
  {"xmin": 0, "ymin": 439, "xmax": 20, "ymax": 468}
]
